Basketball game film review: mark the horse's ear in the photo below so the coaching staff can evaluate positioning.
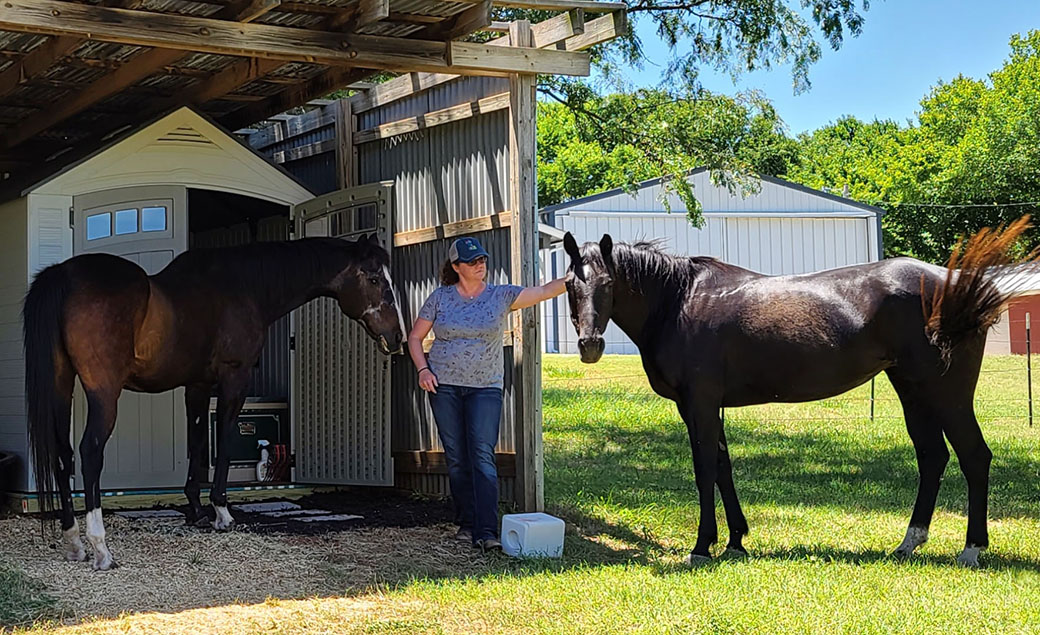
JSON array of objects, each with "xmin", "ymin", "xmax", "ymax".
[
  {"xmin": 600, "ymin": 234, "xmax": 614, "ymax": 272},
  {"xmin": 367, "ymin": 233, "xmax": 381, "ymax": 246},
  {"xmin": 563, "ymin": 232, "xmax": 581, "ymax": 264}
]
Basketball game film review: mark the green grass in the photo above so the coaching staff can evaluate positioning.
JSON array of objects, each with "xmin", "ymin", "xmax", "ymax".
[
  {"xmin": 0, "ymin": 559, "xmax": 57, "ymax": 629},
  {"xmin": 12, "ymin": 354, "xmax": 1040, "ymax": 633}
]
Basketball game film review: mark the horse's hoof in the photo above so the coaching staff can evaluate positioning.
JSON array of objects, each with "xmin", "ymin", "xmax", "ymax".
[
  {"xmin": 685, "ymin": 552, "xmax": 712, "ymax": 566},
  {"xmin": 892, "ymin": 547, "xmax": 914, "ymax": 560},
  {"xmin": 65, "ymin": 547, "xmax": 87, "ymax": 563},
  {"xmin": 92, "ymin": 556, "xmax": 117, "ymax": 572},
  {"xmin": 190, "ymin": 516, "xmax": 211, "ymax": 529},
  {"xmin": 956, "ymin": 546, "xmax": 981, "ymax": 568},
  {"xmin": 722, "ymin": 547, "xmax": 748, "ymax": 560}
]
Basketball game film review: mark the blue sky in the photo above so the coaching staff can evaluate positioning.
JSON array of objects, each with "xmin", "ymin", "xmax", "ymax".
[{"xmin": 608, "ymin": 0, "xmax": 1040, "ymax": 135}]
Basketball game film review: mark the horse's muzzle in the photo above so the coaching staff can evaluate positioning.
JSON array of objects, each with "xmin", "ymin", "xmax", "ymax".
[{"xmin": 577, "ymin": 336, "xmax": 605, "ymax": 363}]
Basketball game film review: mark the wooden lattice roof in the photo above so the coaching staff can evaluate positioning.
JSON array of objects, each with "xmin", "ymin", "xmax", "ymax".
[{"xmin": 0, "ymin": 0, "xmax": 625, "ymax": 185}]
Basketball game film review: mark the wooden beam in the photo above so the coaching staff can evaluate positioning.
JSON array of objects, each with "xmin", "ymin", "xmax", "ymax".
[
  {"xmin": 507, "ymin": 20, "xmax": 542, "ymax": 512},
  {"xmin": 0, "ymin": 0, "xmax": 286, "ymax": 151},
  {"xmin": 0, "ymin": 36, "xmax": 81, "ymax": 99},
  {"xmin": 215, "ymin": 0, "xmax": 281, "ymax": 22},
  {"xmin": 0, "ymin": 47, "xmax": 184, "ymax": 150},
  {"xmin": 419, "ymin": 0, "xmax": 491, "ymax": 41},
  {"xmin": 386, "ymin": 12, "xmax": 444, "ymax": 25},
  {"xmin": 219, "ymin": 66, "xmax": 373, "ymax": 131},
  {"xmin": 0, "ymin": 1, "xmax": 590, "ymax": 77},
  {"xmin": 393, "ymin": 451, "xmax": 516, "ymax": 477},
  {"xmin": 351, "ymin": 10, "xmax": 616, "ymax": 112},
  {"xmin": 334, "ymin": 98, "xmax": 356, "ymax": 187},
  {"xmin": 354, "ymin": 91, "xmax": 509, "ymax": 144},
  {"xmin": 492, "ymin": 0, "xmax": 624, "ymax": 11},
  {"xmin": 531, "ymin": 9, "xmax": 584, "ymax": 48},
  {"xmin": 393, "ymin": 211, "xmax": 512, "ymax": 247},
  {"xmin": 355, "ymin": 0, "xmax": 390, "ymax": 28},
  {"xmin": 556, "ymin": 10, "xmax": 626, "ymax": 51}
]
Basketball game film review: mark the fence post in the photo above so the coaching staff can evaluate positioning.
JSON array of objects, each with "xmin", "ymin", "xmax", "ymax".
[
  {"xmin": 870, "ymin": 377, "xmax": 875, "ymax": 423},
  {"xmin": 1028, "ymin": 313, "xmax": 1033, "ymax": 427}
]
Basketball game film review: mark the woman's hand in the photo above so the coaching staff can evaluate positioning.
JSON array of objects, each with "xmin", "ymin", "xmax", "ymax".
[{"xmin": 418, "ymin": 368, "xmax": 439, "ymax": 393}]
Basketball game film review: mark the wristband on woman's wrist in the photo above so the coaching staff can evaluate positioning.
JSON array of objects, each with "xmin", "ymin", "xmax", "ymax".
[{"xmin": 417, "ymin": 367, "xmax": 430, "ymax": 374}]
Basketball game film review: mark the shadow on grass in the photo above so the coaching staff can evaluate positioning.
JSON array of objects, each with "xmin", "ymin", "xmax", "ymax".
[{"xmin": 545, "ymin": 386, "xmax": 1040, "ymax": 521}]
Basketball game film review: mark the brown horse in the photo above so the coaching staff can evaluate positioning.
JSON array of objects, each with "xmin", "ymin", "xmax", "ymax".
[
  {"xmin": 25, "ymin": 234, "xmax": 405, "ymax": 570},
  {"xmin": 562, "ymin": 218, "xmax": 1034, "ymax": 567}
]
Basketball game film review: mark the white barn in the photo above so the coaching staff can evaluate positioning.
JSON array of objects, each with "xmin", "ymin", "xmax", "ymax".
[{"xmin": 542, "ymin": 169, "xmax": 886, "ymax": 354}]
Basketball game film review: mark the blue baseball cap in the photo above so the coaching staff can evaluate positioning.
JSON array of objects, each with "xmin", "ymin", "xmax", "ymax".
[{"xmin": 448, "ymin": 237, "xmax": 489, "ymax": 263}]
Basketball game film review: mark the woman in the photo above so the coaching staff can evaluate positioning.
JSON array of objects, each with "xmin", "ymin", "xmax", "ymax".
[{"xmin": 408, "ymin": 236, "xmax": 567, "ymax": 550}]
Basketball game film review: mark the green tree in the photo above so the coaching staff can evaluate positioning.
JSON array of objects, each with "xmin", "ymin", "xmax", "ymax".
[
  {"xmin": 526, "ymin": 0, "xmax": 871, "ymax": 221},
  {"xmin": 537, "ymin": 88, "xmax": 799, "ymax": 220},
  {"xmin": 786, "ymin": 30, "xmax": 1040, "ymax": 262}
]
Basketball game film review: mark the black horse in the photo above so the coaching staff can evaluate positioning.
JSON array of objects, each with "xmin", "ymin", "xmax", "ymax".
[
  {"xmin": 562, "ymin": 218, "xmax": 1033, "ymax": 567},
  {"xmin": 25, "ymin": 234, "xmax": 405, "ymax": 570}
]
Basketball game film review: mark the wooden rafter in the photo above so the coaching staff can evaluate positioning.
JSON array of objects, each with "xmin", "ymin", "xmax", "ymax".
[
  {"xmin": 352, "ymin": 11, "xmax": 622, "ymax": 113},
  {"xmin": 325, "ymin": 0, "xmax": 390, "ymax": 32},
  {"xmin": 418, "ymin": 0, "xmax": 492, "ymax": 41},
  {"xmin": 0, "ymin": 36, "xmax": 81, "ymax": 99},
  {"xmin": 0, "ymin": 1, "xmax": 590, "ymax": 77},
  {"xmin": 220, "ymin": 66, "xmax": 374, "ymax": 132},
  {"xmin": 0, "ymin": 1, "xmax": 283, "ymax": 151}
]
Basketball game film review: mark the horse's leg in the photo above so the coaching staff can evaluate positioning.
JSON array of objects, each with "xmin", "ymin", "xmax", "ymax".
[
  {"xmin": 944, "ymin": 411, "xmax": 991, "ymax": 567},
  {"xmin": 679, "ymin": 395, "xmax": 722, "ymax": 563},
  {"xmin": 715, "ymin": 425, "xmax": 749, "ymax": 555},
  {"xmin": 79, "ymin": 388, "xmax": 120, "ymax": 571},
  {"xmin": 209, "ymin": 372, "xmax": 250, "ymax": 531},
  {"xmin": 52, "ymin": 355, "xmax": 86, "ymax": 562},
  {"xmin": 887, "ymin": 371, "xmax": 949, "ymax": 558},
  {"xmin": 184, "ymin": 384, "xmax": 212, "ymax": 528}
]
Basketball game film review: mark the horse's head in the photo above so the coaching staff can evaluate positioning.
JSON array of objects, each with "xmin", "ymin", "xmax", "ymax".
[
  {"xmin": 332, "ymin": 233, "xmax": 406, "ymax": 355},
  {"xmin": 563, "ymin": 231, "xmax": 615, "ymax": 364}
]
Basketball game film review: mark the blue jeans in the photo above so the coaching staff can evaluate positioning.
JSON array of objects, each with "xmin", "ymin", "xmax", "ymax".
[{"xmin": 428, "ymin": 384, "xmax": 503, "ymax": 543}]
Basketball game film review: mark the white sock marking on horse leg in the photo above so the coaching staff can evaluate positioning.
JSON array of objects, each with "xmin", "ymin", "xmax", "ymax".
[
  {"xmin": 63, "ymin": 518, "xmax": 87, "ymax": 562},
  {"xmin": 84, "ymin": 509, "xmax": 114, "ymax": 571},
  {"xmin": 957, "ymin": 545, "xmax": 982, "ymax": 567},
  {"xmin": 383, "ymin": 266, "xmax": 407, "ymax": 341},
  {"xmin": 212, "ymin": 505, "xmax": 234, "ymax": 531},
  {"xmin": 894, "ymin": 526, "xmax": 929, "ymax": 558}
]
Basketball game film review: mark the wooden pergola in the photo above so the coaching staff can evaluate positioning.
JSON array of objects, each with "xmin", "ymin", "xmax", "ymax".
[{"xmin": 0, "ymin": 0, "xmax": 626, "ymax": 182}]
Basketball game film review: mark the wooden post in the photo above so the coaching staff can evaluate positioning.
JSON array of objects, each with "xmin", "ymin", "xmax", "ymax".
[
  {"xmin": 508, "ymin": 20, "xmax": 543, "ymax": 512},
  {"xmin": 335, "ymin": 98, "xmax": 356, "ymax": 188}
]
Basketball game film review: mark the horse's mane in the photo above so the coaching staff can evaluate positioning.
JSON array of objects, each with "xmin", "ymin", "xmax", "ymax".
[{"xmin": 585, "ymin": 239, "xmax": 741, "ymax": 293}]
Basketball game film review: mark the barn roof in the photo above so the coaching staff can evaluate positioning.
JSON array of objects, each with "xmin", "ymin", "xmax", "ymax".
[
  {"xmin": 541, "ymin": 167, "xmax": 887, "ymax": 217},
  {"xmin": 0, "ymin": 0, "xmax": 624, "ymax": 190}
]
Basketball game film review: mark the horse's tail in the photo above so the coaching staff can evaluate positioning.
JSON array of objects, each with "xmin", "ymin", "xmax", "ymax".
[
  {"xmin": 924, "ymin": 215, "xmax": 1037, "ymax": 361},
  {"xmin": 24, "ymin": 262, "xmax": 73, "ymax": 518}
]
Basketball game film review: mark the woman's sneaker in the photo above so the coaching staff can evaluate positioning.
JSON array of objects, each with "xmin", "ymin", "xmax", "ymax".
[{"xmin": 455, "ymin": 528, "xmax": 473, "ymax": 543}]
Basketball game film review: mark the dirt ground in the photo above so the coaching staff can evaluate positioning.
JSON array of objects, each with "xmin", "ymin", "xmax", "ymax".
[{"xmin": 0, "ymin": 489, "xmax": 500, "ymax": 625}]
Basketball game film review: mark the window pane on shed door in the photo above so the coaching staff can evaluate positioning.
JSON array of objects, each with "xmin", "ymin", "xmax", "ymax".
[
  {"xmin": 142, "ymin": 206, "xmax": 167, "ymax": 232},
  {"xmin": 86, "ymin": 212, "xmax": 111, "ymax": 240},
  {"xmin": 114, "ymin": 209, "xmax": 138, "ymax": 235}
]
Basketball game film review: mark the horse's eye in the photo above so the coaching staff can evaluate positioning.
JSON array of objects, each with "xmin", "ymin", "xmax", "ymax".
[{"xmin": 368, "ymin": 276, "xmax": 381, "ymax": 285}]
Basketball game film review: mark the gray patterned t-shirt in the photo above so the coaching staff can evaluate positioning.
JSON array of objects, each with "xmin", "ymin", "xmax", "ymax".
[{"xmin": 417, "ymin": 283, "xmax": 523, "ymax": 388}]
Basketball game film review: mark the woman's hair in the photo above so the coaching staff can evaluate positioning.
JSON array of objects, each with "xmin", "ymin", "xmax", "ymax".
[
  {"xmin": 440, "ymin": 259, "xmax": 459, "ymax": 286},
  {"xmin": 440, "ymin": 258, "xmax": 488, "ymax": 285}
]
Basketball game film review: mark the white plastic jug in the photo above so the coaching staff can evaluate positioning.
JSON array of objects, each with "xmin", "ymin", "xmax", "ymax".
[{"xmin": 500, "ymin": 512, "xmax": 565, "ymax": 558}]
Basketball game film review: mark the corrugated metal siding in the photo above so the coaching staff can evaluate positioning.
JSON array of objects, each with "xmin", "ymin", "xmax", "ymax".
[
  {"xmin": 0, "ymin": 198, "xmax": 28, "ymax": 491},
  {"xmin": 547, "ymin": 213, "xmax": 875, "ymax": 354},
  {"xmin": 190, "ymin": 215, "xmax": 291, "ymax": 400},
  {"xmin": 247, "ymin": 106, "xmax": 338, "ymax": 195},
  {"xmin": 390, "ymin": 229, "xmax": 516, "ymax": 454},
  {"xmin": 572, "ymin": 171, "xmax": 879, "ymax": 216},
  {"xmin": 359, "ymin": 77, "xmax": 518, "ymax": 497}
]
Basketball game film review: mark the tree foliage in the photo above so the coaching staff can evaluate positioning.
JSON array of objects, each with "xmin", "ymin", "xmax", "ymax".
[
  {"xmin": 526, "ymin": 0, "xmax": 870, "ymax": 223},
  {"xmin": 785, "ymin": 30, "xmax": 1040, "ymax": 262},
  {"xmin": 536, "ymin": 88, "xmax": 798, "ymax": 221}
]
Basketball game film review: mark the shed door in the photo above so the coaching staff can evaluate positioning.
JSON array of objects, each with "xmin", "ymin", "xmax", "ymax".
[
  {"xmin": 293, "ymin": 182, "xmax": 395, "ymax": 485},
  {"xmin": 71, "ymin": 186, "xmax": 188, "ymax": 491}
]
